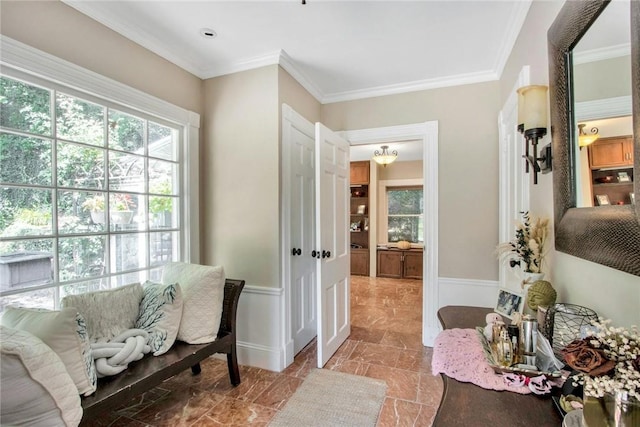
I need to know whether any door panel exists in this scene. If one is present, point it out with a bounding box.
[286,112,317,355]
[315,123,350,368]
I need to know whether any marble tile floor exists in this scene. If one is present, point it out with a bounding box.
[82,276,442,427]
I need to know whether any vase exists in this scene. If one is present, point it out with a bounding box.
[110,211,133,225]
[583,392,640,427]
[521,271,544,288]
[90,210,105,224]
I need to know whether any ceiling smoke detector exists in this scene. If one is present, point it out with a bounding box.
[199,28,217,39]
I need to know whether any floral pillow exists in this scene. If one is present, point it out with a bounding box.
[135,281,183,356]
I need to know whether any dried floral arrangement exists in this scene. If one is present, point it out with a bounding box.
[562,319,640,400]
[496,211,549,274]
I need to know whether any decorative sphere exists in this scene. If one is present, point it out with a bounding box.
[527,280,557,310]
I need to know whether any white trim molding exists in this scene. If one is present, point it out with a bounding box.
[573,43,631,65]
[342,122,439,347]
[235,285,287,372]
[575,96,633,122]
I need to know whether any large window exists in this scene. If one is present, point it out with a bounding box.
[387,186,423,243]
[0,75,181,311]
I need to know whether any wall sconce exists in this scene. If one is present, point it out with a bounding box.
[373,145,397,167]
[517,85,552,184]
[578,123,599,148]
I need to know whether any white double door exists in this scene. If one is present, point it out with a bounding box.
[283,105,350,368]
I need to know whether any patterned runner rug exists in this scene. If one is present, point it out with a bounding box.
[269,369,387,426]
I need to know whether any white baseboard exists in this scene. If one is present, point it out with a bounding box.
[237,341,283,372]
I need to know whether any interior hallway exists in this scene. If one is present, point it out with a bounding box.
[84,276,442,426]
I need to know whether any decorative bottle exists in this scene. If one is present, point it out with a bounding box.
[497,330,513,367]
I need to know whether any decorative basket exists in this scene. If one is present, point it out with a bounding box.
[397,241,411,249]
[544,303,598,357]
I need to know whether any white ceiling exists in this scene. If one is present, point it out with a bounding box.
[63,0,532,104]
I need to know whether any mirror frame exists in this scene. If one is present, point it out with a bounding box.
[549,0,640,276]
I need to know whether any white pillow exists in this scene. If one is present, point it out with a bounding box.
[135,281,183,356]
[0,325,82,427]
[162,262,225,344]
[1,306,97,396]
[61,282,144,341]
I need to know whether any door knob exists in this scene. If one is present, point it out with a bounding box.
[291,248,301,256]
[322,250,331,259]
[311,250,318,258]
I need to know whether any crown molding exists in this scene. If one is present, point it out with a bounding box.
[575,95,632,121]
[63,0,208,78]
[321,70,498,104]
[62,0,517,104]
[493,0,532,78]
[573,43,631,65]
[277,50,325,104]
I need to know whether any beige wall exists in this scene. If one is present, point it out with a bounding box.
[202,66,280,287]
[321,82,502,280]
[574,56,632,102]
[378,160,423,181]
[0,1,203,114]
[278,67,322,125]
[501,1,640,328]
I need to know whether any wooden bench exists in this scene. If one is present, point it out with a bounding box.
[80,278,245,422]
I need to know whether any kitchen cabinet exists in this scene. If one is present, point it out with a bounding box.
[588,136,635,206]
[350,248,369,276]
[376,248,423,279]
[588,135,633,169]
[350,161,370,185]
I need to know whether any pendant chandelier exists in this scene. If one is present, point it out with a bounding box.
[373,145,398,167]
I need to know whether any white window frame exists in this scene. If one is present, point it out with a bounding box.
[378,178,424,247]
[1,36,200,262]
[0,36,200,303]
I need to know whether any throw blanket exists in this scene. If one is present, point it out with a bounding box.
[431,328,560,394]
[91,329,151,378]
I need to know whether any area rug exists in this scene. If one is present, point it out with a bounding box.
[269,369,387,426]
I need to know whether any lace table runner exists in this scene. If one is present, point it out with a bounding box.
[431,328,533,394]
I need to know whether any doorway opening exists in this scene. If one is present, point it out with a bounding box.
[282,111,439,369]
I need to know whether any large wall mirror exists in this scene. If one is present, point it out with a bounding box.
[548,0,640,276]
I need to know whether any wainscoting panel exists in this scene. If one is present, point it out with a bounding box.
[438,277,499,311]
[234,285,286,372]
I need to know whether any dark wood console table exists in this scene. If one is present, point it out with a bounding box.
[434,306,563,426]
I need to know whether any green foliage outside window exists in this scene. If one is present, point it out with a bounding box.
[0,75,180,305]
[387,187,424,243]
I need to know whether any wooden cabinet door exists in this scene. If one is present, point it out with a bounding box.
[350,249,369,276]
[403,251,423,279]
[377,250,403,278]
[589,136,633,168]
[350,161,370,185]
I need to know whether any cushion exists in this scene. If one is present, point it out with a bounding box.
[1,306,97,396]
[0,325,82,427]
[162,262,225,344]
[135,281,183,356]
[61,282,144,341]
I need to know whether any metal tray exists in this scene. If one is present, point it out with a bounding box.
[475,328,562,378]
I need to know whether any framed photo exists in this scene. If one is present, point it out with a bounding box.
[495,288,524,319]
[356,204,366,214]
[617,171,631,182]
[595,194,610,206]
